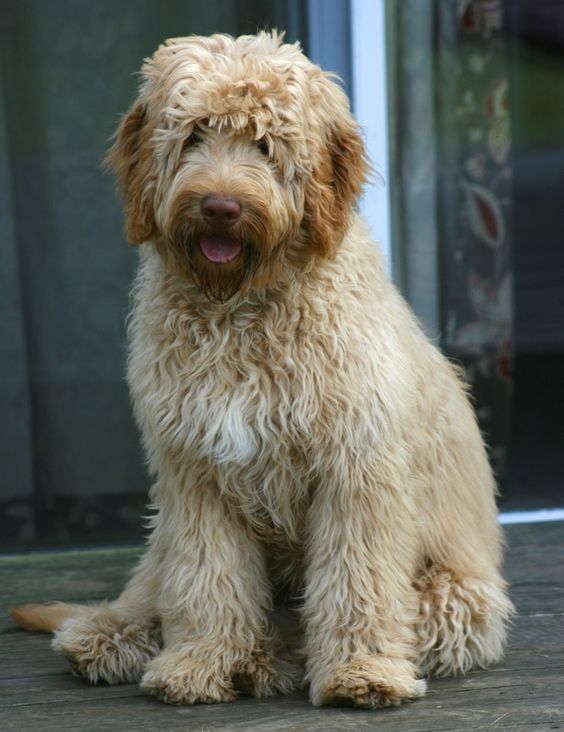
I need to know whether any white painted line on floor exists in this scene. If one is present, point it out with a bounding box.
[498,508,564,525]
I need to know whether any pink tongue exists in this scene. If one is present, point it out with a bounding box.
[200,235,242,263]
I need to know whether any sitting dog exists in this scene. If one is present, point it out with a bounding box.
[11,31,513,709]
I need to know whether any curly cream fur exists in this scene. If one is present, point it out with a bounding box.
[11,31,513,709]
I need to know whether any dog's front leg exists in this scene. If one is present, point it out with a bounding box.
[140,478,295,704]
[303,453,427,708]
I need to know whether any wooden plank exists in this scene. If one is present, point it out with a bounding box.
[0,547,139,633]
[1,656,561,704]
[509,612,564,647]
[1,683,563,732]
[0,632,68,678]
[0,522,563,731]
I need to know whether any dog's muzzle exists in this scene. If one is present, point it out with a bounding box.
[199,196,243,263]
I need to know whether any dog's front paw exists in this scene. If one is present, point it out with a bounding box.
[141,643,298,704]
[141,647,237,704]
[310,655,426,709]
[53,609,160,684]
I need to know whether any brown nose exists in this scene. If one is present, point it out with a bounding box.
[201,196,241,228]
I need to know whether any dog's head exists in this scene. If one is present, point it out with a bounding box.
[106,32,369,301]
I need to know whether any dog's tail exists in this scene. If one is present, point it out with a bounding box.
[10,603,90,632]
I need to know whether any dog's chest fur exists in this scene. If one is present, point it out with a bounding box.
[128,259,325,544]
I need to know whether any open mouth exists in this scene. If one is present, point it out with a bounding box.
[199,235,242,263]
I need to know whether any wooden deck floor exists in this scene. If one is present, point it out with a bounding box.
[1,522,563,731]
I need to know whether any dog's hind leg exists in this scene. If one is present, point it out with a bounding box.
[11,543,163,684]
[52,602,160,684]
[57,542,166,683]
[11,600,161,684]
[412,487,514,677]
[413,565,514,677]
[410,377,514,677]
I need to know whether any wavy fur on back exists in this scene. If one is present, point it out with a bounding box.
[11,32,513,709]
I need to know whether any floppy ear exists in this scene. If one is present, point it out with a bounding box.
[105,103,157,244]
[303,115,369,258]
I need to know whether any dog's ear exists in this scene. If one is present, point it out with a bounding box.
[105,103,157,244]
[303,114,369,258]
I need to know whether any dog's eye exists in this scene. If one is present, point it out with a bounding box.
[257,139,270,157]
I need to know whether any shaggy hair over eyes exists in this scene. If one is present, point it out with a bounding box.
[11,31,513,710]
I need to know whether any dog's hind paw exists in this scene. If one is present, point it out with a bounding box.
[414,567,514,676]
[310,655,426,709]
[52,606,160,684]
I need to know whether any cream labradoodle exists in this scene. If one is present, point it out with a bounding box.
[11,32,513,708]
